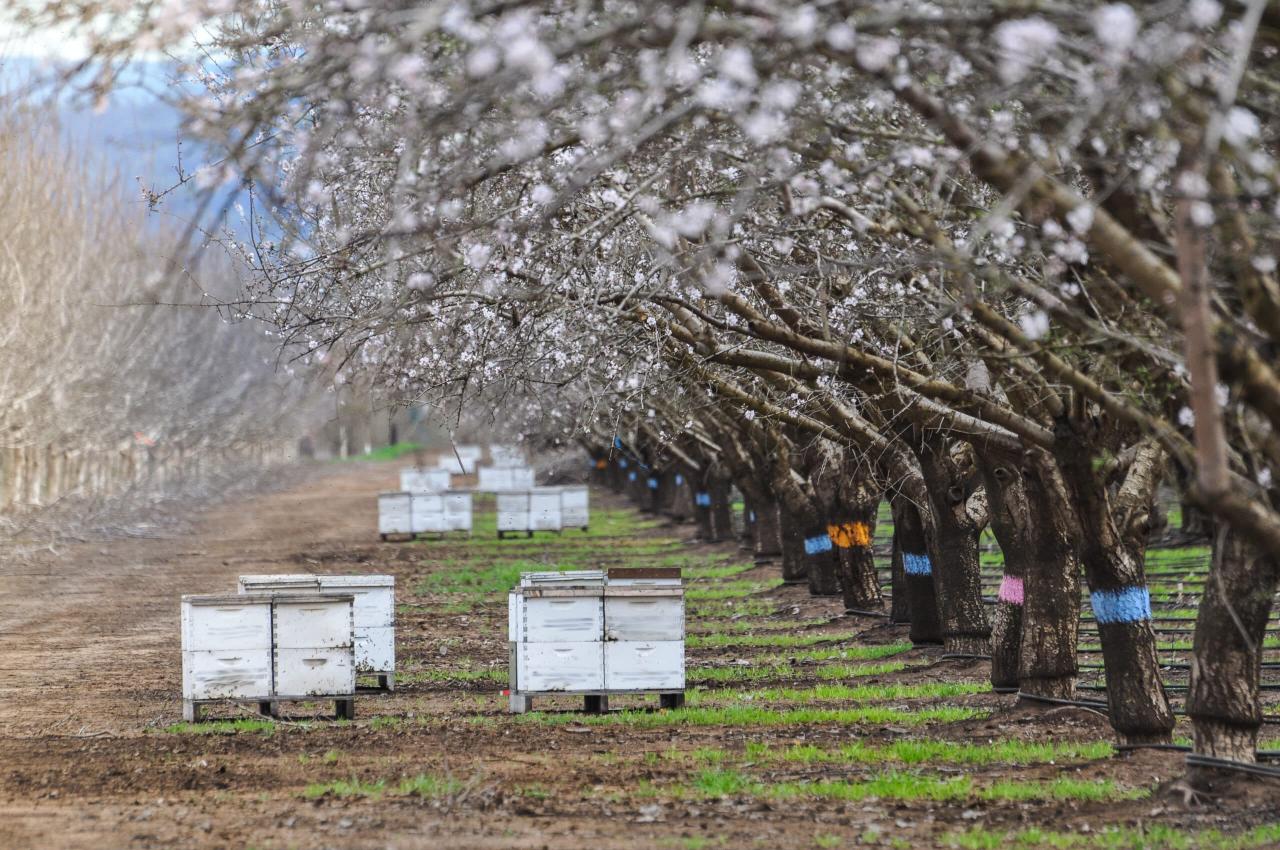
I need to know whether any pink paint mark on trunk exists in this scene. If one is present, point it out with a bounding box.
[997,575,1025,605]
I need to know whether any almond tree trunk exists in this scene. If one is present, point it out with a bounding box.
[891,491,941,644]
[709,475,734,541]
[977,449,1080,698]
[1187,527,1280,767]
[752,495,782,562]
[913,436,991,656]
[831,478,883,612]
[1057,437,1174,744]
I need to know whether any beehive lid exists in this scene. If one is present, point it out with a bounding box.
[520,570,605,587]
[267,592,355,605]
[239,573,320,590]
[183,592,273,606]
[607,568,681,580]
[315,574,395,588]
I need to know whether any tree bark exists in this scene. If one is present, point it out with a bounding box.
[1187,526,1280,768]
[1057,435,1175,744]
[830,481,883,612]
[889,517,911,624]
[709,475,734,542]
[913,435,992,656]
[1017,454,1082,701]
[977,448,1080,698]
[753,495,782,562]
[779,512,809,584]
[891,491,942,644]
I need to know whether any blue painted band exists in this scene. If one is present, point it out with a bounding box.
[804,535,833,555]
[1091,586,1151,625]
[903,553,932,576]
[619,458,628,468]
[695,492,711,506]
[647,477,659,490]
[628,471,637,481]
[613,436,623,449]
[675,474,684,485]
[748,511,756,522]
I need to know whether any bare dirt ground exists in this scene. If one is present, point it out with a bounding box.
[0,461,1277,850]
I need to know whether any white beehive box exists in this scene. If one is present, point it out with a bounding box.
[237,575,396,687]
[603,574,684,691]
[444,490,473,534]
[378,492,413,537]
[510,572,607,693]
[182,594,273,703]
[497,490,531,537]
[508,569,684,710]
[529,487,563,532]
[479,466,535,491]
[604,641,684,690]
[182,592,358,721]
[411,492,448,536]
[560,485,589,530]
[272,594,356,698]
[400,468,451,492]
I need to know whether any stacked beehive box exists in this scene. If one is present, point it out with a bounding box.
[507,568,684,713]
[559,485,590,531]
[400,468,451,492]
[443,491,473,536]
[181,592,356,722]
[478,466,535,491]
[238,574,396,690]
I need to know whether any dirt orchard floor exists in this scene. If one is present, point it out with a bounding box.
[0,460,1276,850]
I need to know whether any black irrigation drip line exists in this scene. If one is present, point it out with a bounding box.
[1185,753,1280,780]
[1078,683,1280,692]
[1079,661,1280,670]
[939,652,993,661]
[1016,691,1110,710]
[844,608,890,618]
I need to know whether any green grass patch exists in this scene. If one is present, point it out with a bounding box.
[678,770,1141,804]
[399,667,507,685]
[302,773,462,800]
[941,823,1280,850]
[688,681,990,706]
[687,660,909,685]
[511,704,985,729]
[749,738,1114,767]
[686,631,884,650]
[158,718,278,736]
[688,599,776,619]
[684,579,784,602]
[339,442,424,462]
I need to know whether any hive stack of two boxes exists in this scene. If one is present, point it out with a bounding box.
[496,485,590,539]
[378,467,473,541]
[507,568,684,713]
[180,575,395,722]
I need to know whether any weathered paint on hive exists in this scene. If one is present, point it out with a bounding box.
[378,492,413,535]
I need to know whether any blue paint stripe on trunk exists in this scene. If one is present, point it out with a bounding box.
[1091,586,1152,624]
[628,471,637,481]
[619,458,628,468]
[675,474,684,485]
[647,477,659,490]
[695,492,711,506]
[903,553,932,576]
[804,535,833,555]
